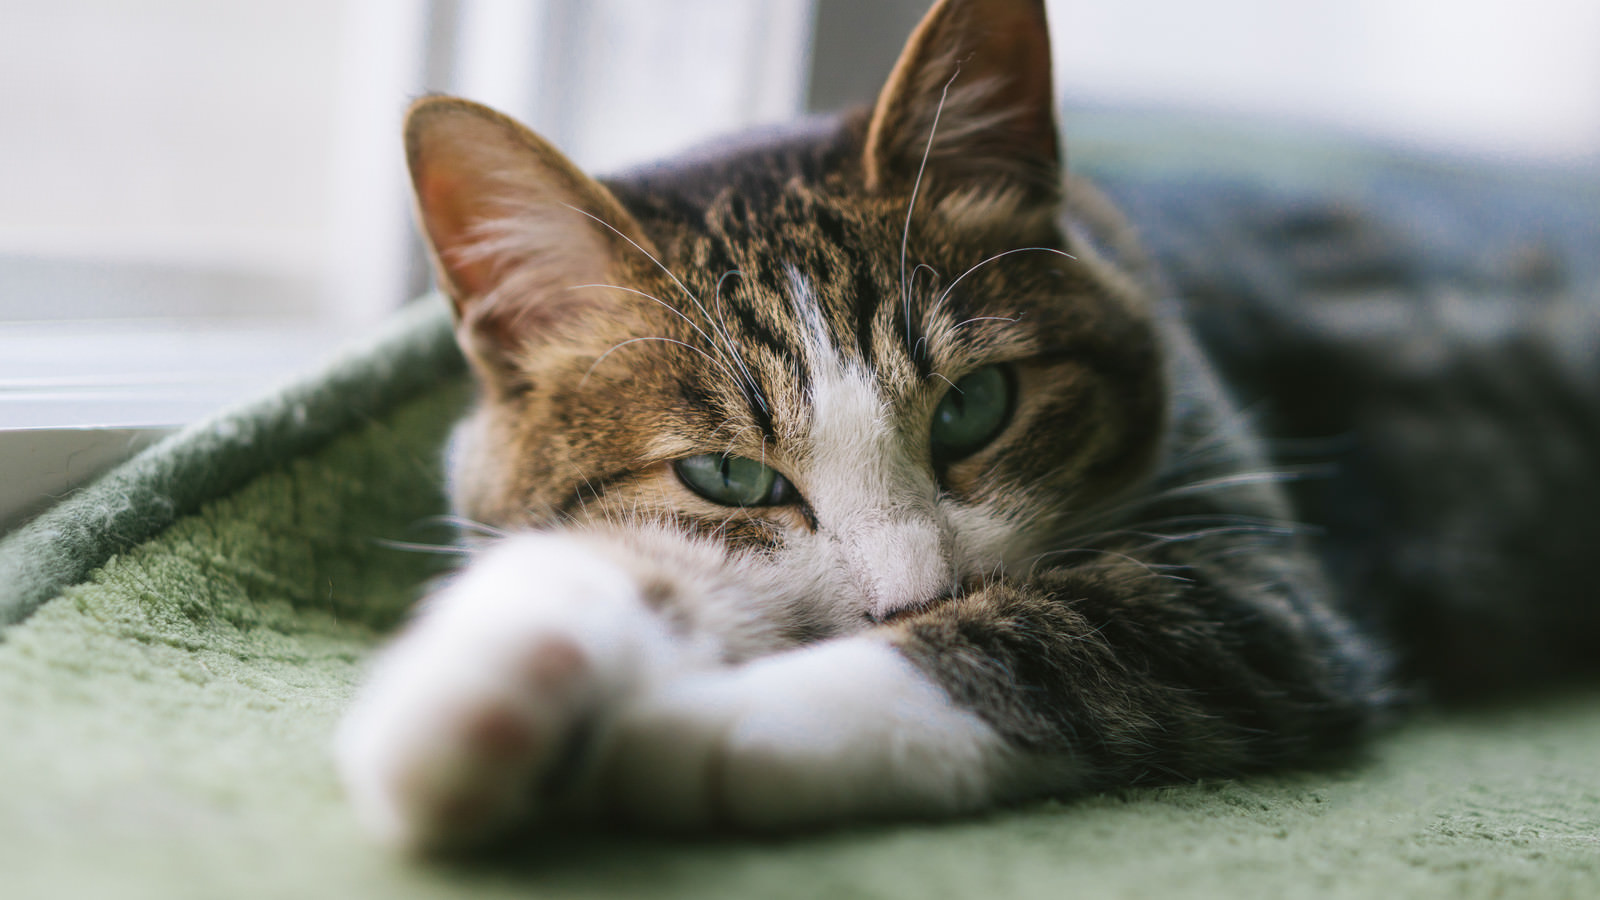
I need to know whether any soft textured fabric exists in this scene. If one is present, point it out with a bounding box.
[0,299,467,630]
[2,118,1597,899]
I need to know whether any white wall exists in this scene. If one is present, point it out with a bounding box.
[0,0,1594,330]
[0,0,427,326]
[1050,0,1600,163]
[1,0,1596,530]
[445,0,815,175]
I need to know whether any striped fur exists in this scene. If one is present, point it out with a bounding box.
[338,0,1392,851]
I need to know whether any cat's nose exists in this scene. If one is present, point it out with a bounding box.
[853,520,955,622]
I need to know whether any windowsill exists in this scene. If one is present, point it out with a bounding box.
[0,317,350,429]
[0,426,175,535]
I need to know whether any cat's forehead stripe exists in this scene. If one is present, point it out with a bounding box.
[785,264,834,374]
[789,267,898,497]
[783,263,880,394]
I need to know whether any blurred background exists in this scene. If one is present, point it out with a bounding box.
[2,0,1598,527]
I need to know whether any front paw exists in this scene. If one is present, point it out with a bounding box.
[597,637,1009,830]
[334,533,673,852]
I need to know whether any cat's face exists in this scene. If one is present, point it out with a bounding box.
[410,0,1166,639]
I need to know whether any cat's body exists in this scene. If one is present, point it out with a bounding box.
[336,0,1598,851]
[1142,189,1600,697]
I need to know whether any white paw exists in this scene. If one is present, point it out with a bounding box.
[598,637,1010,829]
[335,533,675,852]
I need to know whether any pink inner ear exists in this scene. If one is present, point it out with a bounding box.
[403,97,666,381]
[416,165,503,302]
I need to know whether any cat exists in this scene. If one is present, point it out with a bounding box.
[336,0,1598,852]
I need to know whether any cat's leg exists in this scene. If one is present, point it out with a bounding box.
[593,552,1384,828]
[337,527,1020,842]
[882,559,1385,790]
[594,632,1022,829]
[336,529,1014,843]
[340,535,1384,841]
[335,531,699,852]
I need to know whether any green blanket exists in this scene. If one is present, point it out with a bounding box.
[4,120,1598,899]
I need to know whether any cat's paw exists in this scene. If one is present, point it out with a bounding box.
[335,533,674,852]
[597,637,1010,829]
[336,633,592,851]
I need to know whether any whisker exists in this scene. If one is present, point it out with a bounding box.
[413,514,507,539]
[1067,467,1336,535]
[372,538,476,557]
[1149,466,1338,504]
[942,314,1022,343]
[953,315,1020,329]
[580,336,741,390]
[560,203,700,310]
[1024,546,1193,584]
[910,262,940,299]
[1052,515,1309,556]
[564,463,605,524]
[933,246,1076,315]
[903,65,965,348]
[1019,514,1312,582]
[565,282,722,352]
[710,269,767,413]
[564,282,754,395]
[559,204,768,415]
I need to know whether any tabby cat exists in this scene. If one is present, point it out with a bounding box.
[336,0,1598,851]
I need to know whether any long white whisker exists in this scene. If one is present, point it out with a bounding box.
[1062,469,1330,539]
[934,246,1076,313]
[1152,467,1337,504]
[1024,547,1191,584]
[565,283,727,362]
[558,203,767,412]
[710,269,767,413]
[560,203,700,309]
[416,514,507,539]
[707,420,764,455]
[372,539,475,557]
[948,315,1020,336]
[564,463,605,523]
[903,65,964,348]
[566,282,756,406]
[580,336,738,389]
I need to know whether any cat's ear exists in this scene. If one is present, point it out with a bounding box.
[405,96,655,382]
[863,0,1059,202]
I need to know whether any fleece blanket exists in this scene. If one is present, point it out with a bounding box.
[3,116,1598,899]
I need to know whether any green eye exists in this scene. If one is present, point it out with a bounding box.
[675,454,795,507]
[930,365,1013,462]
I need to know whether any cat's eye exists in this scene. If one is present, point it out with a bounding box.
[930,365,1014,463]
[675,454,797,507]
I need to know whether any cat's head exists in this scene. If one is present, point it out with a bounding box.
[407,0,1166,629]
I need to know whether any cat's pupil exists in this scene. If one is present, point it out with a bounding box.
[930,366,1013,463]
[675,453,793,507]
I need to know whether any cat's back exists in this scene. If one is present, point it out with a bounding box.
[1105,164,1600,697]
